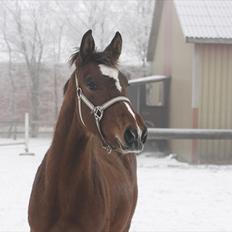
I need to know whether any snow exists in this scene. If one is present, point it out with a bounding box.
[1,139,232,232]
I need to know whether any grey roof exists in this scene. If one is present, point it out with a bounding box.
[175,0,232,42]
[147,0,232,61]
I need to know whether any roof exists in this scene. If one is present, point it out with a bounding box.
[175,0,232,43]
[147,0,232,61]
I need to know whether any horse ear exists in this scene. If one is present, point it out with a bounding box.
[104,32,122,63]
[80,30,95,61]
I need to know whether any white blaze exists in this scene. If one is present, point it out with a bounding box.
[124,102,142,137]
[124,102,136,120]
[98,64,122,91]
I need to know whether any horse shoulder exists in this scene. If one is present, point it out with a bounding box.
[28,151,59,231]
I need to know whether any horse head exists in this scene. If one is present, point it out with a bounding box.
[69,30,147,154]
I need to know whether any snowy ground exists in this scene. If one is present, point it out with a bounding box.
[0,138,232,232]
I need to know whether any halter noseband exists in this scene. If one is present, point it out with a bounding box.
[75,72,131,153]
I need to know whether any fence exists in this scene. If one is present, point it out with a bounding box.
[0,113,32,155]
[148,128,232,140]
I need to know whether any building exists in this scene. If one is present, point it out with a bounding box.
[147,0,232,163]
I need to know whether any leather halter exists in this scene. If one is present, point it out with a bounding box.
[75,72,131,153]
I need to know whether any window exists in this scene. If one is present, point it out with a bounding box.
[145,82,164,106]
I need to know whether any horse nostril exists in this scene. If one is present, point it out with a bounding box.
[141,127,148,144]
[124,127,138,147]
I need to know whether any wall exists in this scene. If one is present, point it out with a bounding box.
[151,0,194,162]
[197,44,232,163]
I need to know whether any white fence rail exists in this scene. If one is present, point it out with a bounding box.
[148,128,232,140]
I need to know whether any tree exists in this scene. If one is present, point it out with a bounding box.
[121,0,154,70]
[1,10,17,138]
[52,23,64,119]
[1,1,52,136]
[0,0,155,135]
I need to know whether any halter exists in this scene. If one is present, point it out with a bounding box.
[75,72,131,153]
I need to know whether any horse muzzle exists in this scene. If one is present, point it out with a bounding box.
[121,126,147,154]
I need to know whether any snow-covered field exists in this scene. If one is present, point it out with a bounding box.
[0,138,232,232]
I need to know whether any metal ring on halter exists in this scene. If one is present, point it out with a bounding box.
[92,106,104,121]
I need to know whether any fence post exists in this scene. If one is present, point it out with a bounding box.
[25,112,29,152]
[19,112,34,156]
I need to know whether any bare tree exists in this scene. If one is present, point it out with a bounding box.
[52,23,64,119]
[2,1,49,136]
[55,0,120,50]
[1,11,17,139]
[121,0,154,70]
[0,0,155,136]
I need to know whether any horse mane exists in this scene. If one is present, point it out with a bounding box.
[63,79,70,95]
[69,48,118,68]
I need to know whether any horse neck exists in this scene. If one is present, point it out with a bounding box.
[48,76,96,175]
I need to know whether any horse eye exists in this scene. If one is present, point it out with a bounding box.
[86,79,97,91]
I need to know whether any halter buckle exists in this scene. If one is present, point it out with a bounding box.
[93,106,103,121]
[76,87,82,97]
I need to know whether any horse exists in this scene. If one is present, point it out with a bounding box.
[28,30,147,232]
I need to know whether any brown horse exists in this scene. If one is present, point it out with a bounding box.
[28,30,147,232]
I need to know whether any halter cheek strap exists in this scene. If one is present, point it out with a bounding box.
[75,73,131,153]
